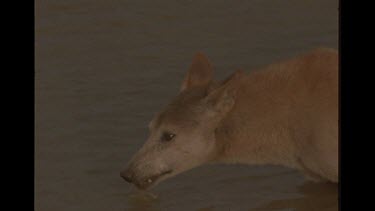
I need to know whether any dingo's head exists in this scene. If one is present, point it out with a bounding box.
[121,53,243,189]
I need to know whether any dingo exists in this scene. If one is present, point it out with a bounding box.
[121,48,338,189]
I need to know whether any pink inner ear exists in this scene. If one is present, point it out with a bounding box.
[180,52,213,92]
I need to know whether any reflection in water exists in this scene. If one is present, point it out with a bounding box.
[254,182,338,211]
[126,189,161,211]
[122,167,337,211]
[196,206,216,211]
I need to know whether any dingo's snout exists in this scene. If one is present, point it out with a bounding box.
[121,164,173,189]
[120,168,134,183]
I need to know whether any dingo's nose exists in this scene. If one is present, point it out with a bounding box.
[120,169,133,183]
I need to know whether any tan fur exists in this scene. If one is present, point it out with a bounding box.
[214,48,338,182]
[121,48,338,189]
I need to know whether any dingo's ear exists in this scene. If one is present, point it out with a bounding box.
[180,52,213,92]
[205,69,244,114]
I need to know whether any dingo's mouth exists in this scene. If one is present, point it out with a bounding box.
[135,170,173,190]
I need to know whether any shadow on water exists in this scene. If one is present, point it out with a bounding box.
[253,182,338,211]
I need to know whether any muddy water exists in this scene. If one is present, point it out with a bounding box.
[35,0,338,210]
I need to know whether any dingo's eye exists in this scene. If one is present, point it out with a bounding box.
[161,132,176,142]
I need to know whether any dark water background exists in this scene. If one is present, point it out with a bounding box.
[35,0,338,210]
